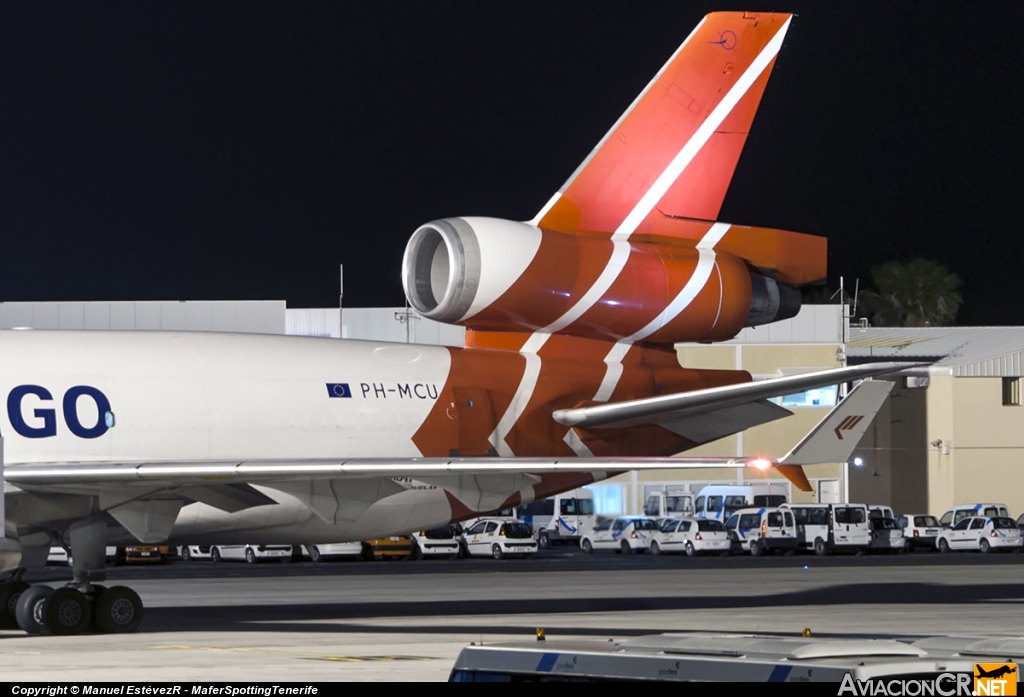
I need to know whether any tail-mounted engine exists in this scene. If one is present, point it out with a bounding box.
[403,216,822,345]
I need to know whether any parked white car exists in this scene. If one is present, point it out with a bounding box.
[302,542,363,562]
[937,517,1023,553]
[895,514,943,551]
[411,526,460,559]
[179,545,214,561]
[724,508,798,556]
[460,518,537,559]
[210,544,294,563]
[580,517,659,554]
[650,518,730,557]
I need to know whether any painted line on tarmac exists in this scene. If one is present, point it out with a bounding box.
[149,645,434,661]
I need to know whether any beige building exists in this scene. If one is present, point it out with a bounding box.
[597,305,851,515]
[847,326,1024,519]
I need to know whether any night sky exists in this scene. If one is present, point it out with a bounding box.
[2,2,1022,325]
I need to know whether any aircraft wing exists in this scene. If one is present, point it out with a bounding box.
[552,361,908,430]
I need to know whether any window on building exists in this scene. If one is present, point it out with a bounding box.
[1002,377,1020,406]
[771,385,838,407]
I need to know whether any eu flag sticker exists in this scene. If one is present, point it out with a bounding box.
[326,383,352,398]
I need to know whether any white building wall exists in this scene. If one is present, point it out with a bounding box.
[0,301,286,334]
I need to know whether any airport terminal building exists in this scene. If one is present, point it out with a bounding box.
[1,301,1020,519]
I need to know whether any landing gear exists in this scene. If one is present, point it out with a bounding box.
[0,577,31,629]
[15,584,53,634]
[92,586,144,634]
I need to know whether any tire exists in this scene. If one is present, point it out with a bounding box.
[491,544,504,561]
[0,581,30,630]
[685,542,696,557]
[749,540,762,557]
[980,538,991,554]
[94,586,144,634]
[211,547,221,563]
[650,541,661,556]
[814,538,828,557]
[181,546,192,562]
[245,548,256,564]
[938,538,951,554]
[45,587,92,636]
[582,539,593,555]
[15,585,54,634]
[538,531,551,550]
[310,546,322,563]
[620,540,633,555]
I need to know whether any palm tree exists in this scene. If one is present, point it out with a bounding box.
[860,259,962,327]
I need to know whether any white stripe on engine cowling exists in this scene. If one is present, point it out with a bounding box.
[592,222,731,403]
[491,19,790,456]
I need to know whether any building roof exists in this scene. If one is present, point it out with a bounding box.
[848,326,1024,377]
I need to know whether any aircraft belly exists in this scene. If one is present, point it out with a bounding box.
[169,482,455,544]
[0,331,452,463]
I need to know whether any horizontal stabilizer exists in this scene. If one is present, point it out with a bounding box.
[553,362,909,430]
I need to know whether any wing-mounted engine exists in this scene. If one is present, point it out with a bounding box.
[402,216,823,344]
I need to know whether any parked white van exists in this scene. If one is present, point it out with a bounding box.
[782,503,872,555]
[938,504,1011,529]
[516,489,595,549]
[724,507,798,556]
[695,486,752,523]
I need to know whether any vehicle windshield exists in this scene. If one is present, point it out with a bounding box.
[631,519,659,531]
[914,516,941,528]
[991,518,1018,530]
[501,522,533,539]
[696,520,724,532]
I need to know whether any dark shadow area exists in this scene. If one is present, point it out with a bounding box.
[138,582,1023,633]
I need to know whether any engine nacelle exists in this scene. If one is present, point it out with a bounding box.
[402,217,801,344]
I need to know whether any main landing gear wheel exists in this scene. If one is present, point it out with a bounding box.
[93,586,144,634]
[15,585,54,634]
[45,587,92,636]
[0,580,31,629]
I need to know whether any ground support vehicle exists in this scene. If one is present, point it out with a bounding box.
[869,517,904,553]
[516,489,595,549]
[581,517,659,555]
[411,526,460,559]
[937,517,1023,553]
[725,508,798,556]
[210,544,293,563]
[460,518,537,559]
[449,633,1024,682]
[649,518,729,556]
[938,504,1011,528]
[895,514,942,551]
[782,503,871,555]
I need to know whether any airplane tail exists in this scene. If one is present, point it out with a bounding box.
[774,380,895,492]
[536,12,793,233]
